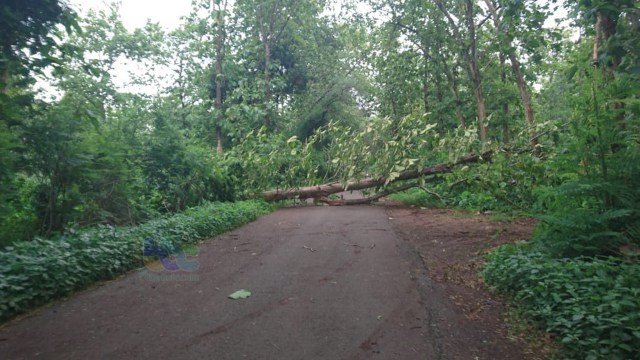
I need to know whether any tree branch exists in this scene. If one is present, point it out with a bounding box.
[261,151,492,202]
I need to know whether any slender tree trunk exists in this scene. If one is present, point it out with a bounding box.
[214,1,227,154]
[434,0,485,139]
[593,15,602,67]
[433,16,466,129]
[0,64,9,95]
[422,74,430,115]
[509,54,539,148]
[593,12,625,131]
[498,53,510,144]
[469,60,488,141]
[263,40,271,129]
[420,44,430,115]
[258,0,284,130]
[435,76,444,133]
[440,57,467,128]
[465,0,487,142]
[483,0,538,149]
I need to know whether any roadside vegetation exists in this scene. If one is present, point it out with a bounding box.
[1,0,638,357]
[0,200,273,322]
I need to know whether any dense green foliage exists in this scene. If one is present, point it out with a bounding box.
[0,200,273,322]
[484,244,640,359]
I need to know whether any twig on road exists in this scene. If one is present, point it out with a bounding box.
[343,242,363,248]
[303,245,316,252]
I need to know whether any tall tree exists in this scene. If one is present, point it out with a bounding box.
[235,0,297,129]
[483,0,541,149]
[0,0,77,94]
[434,0,488,141]
[213,0,229,154]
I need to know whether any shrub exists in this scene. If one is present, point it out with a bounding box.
[0,200,273,322]
[483,244,640,359]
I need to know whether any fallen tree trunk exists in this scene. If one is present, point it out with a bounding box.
[261,151,492,203]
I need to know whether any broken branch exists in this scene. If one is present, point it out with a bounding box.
[261,151,492,203]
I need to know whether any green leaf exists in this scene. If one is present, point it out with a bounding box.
[228,289,251,300]
[566,65,578,81]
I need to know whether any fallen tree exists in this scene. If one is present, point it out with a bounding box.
[261,151,492,205]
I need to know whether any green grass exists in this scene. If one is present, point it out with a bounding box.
[388,187,444,207]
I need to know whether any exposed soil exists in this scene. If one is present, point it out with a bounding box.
[386,204,538,359]
[0,197,536,360]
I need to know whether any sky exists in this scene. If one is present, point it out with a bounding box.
[37,0,194,97]
[55,0,568,96]
[69,0,192,31]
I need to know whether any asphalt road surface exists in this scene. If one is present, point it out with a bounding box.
[0,201,444,360]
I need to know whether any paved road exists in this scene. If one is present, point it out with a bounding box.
[0,204,438,359]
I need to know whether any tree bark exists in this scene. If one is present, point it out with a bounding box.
[261,151,492,202]
[509,53,539,148]
[483,0,538,149]
[440,56,467,128]
[469,63,488,141]
[435,0,487,141]
[464,0,487,142]
[315,182,423,206]
[258,0,287,130]
[257,2,271,129]
[214,0,227,154]
[0,63,9,95]
[499,53,510,144]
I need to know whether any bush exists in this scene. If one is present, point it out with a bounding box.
[533,177,640,258]
[388,187,444,208]
[483,244,640,359]
[0,200,273,322]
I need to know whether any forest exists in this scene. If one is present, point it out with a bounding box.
[1,0,639,358]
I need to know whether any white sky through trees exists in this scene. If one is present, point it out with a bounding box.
[69,0,191,31]
[48,0,566,97]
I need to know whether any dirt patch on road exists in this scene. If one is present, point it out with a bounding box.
[387,204,538,360]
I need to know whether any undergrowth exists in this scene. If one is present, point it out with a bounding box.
[0,200,274,323]
[483,243,640,360]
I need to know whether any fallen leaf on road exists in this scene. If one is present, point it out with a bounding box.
[229,289,252,300]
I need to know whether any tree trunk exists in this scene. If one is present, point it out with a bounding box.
[261,151,492,202]
[422,74,430,115]
[464,0,487,142]
[593,12,625,131]
[435,0,486,140]
[0,63,9,95]
[499,53,510,144]
[264,40,271,129]
[509,53,539,148]
[214,1,227,154]
[440,57,467,128]
[258,0,284,130]
[435,76,444,133]
[216,125,223,154]
[483,0,538,149]
[501,90,510,146]
[469,62,488,142]
[421,45,430,115]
